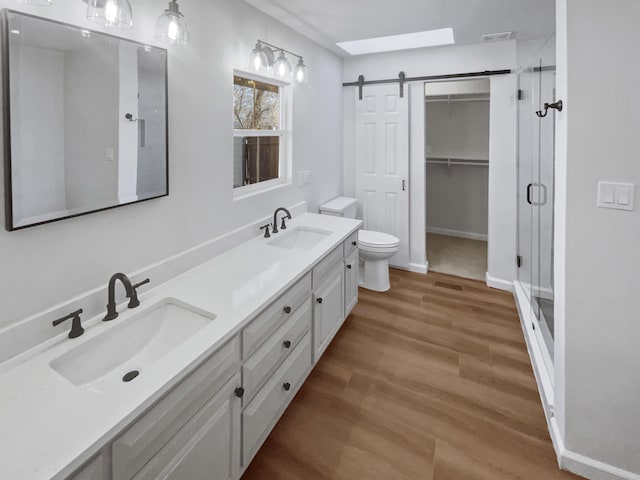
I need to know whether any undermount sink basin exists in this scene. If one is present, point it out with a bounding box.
[267,226,331,252]
[49,298,216,386]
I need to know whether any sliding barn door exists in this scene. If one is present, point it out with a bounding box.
[355,84,410,268]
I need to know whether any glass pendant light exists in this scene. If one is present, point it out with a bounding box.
[155,0,189,45]
[274,50,291,81]
[87,0,133,28]
[248,42,268,72]
[295,57,309,83]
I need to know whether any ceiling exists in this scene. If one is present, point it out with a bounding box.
[243,0,555,56]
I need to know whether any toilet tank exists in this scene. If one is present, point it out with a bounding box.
[319,197,357,218]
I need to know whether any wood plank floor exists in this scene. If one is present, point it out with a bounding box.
[242,269,583,480]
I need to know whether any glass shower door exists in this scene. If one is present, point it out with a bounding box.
[531,36,556,359]
[517,34,556,367]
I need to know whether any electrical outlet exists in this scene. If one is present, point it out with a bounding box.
[105,148,114,161]
[304,170,311,184]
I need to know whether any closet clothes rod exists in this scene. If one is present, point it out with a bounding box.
[343,69,512,99]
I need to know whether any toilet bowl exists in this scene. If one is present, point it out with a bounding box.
[318,197,399,292]
[357,230,400,292]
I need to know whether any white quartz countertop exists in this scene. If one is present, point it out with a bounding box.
[0,213,361,480]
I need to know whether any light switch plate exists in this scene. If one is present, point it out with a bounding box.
[597,182,635,211]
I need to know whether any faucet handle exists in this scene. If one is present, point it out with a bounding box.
[128,278,150,309]
[260,224,271,238]
[280,217,288,230]
[52,309,84,339]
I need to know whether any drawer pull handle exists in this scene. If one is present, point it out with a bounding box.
[283,382,291,391]
[283,306,292,314]
[234,387,245,398]
[283,340,292,349]
[316,297,323,304]
[351,241,357,246]
[346,264,352,269]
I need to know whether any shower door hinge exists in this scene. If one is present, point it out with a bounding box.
[517,89,524,100]
[516,255,523,268]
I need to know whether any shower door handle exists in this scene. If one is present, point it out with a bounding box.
[527,183,547,206]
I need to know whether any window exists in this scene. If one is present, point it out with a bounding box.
[233,72,289,194]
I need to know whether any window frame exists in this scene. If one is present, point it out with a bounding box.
[232,69,292,199]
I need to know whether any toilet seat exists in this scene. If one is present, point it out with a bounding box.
[358,230,400,249]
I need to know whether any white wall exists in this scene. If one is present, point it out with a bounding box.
[555,0,640,476]
[0,0,343,330]
[343,41,517,283]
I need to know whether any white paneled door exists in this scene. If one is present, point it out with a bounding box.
[355,84,410,267]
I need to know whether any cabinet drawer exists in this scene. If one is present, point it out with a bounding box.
[312,246,342,289]
[113,337,241,480]
[132,374,241,480]
[243,298,311,403]
[242,272,311,359]
[242,332,312,466]
[343,231,358,257]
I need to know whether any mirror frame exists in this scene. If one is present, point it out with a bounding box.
[1,10,170,231]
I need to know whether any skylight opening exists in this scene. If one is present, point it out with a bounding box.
[336,28,455,56]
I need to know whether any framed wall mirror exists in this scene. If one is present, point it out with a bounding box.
[2,10,168,231]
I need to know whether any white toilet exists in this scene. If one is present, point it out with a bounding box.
[319,197,399,292]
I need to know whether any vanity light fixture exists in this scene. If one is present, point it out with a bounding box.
[86,0,133,28]
[155,0,189,45]
[248,39,309,84]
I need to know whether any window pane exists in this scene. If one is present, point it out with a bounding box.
[233,76,280,130]
[233,136,280,187]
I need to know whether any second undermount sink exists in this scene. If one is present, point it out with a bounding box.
[267,226,331,252]
[49,298,216,386]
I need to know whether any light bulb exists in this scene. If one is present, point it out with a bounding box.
[105,0,117,24]
[168,19,178,41]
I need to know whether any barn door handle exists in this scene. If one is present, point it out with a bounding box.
[402,179,406,191]
[526,183,533,205]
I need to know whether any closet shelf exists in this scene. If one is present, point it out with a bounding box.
[426,154,489,167]
[425,94,490,103]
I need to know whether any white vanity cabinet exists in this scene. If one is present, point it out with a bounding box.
[63,228,360,480]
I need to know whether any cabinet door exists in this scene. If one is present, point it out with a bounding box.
[67,454,108,480]
[344,250,358,317]
[132,374,241,480]
[313,265,344,360]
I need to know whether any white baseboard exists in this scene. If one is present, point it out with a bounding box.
[485,272,513,291]
[426,226,488,241]
[408,262,428,274]
[551,418,640,480]
[0,202,310,365]
[561,449,640,480]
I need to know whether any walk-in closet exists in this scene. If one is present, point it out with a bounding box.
[425,79,490,280]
